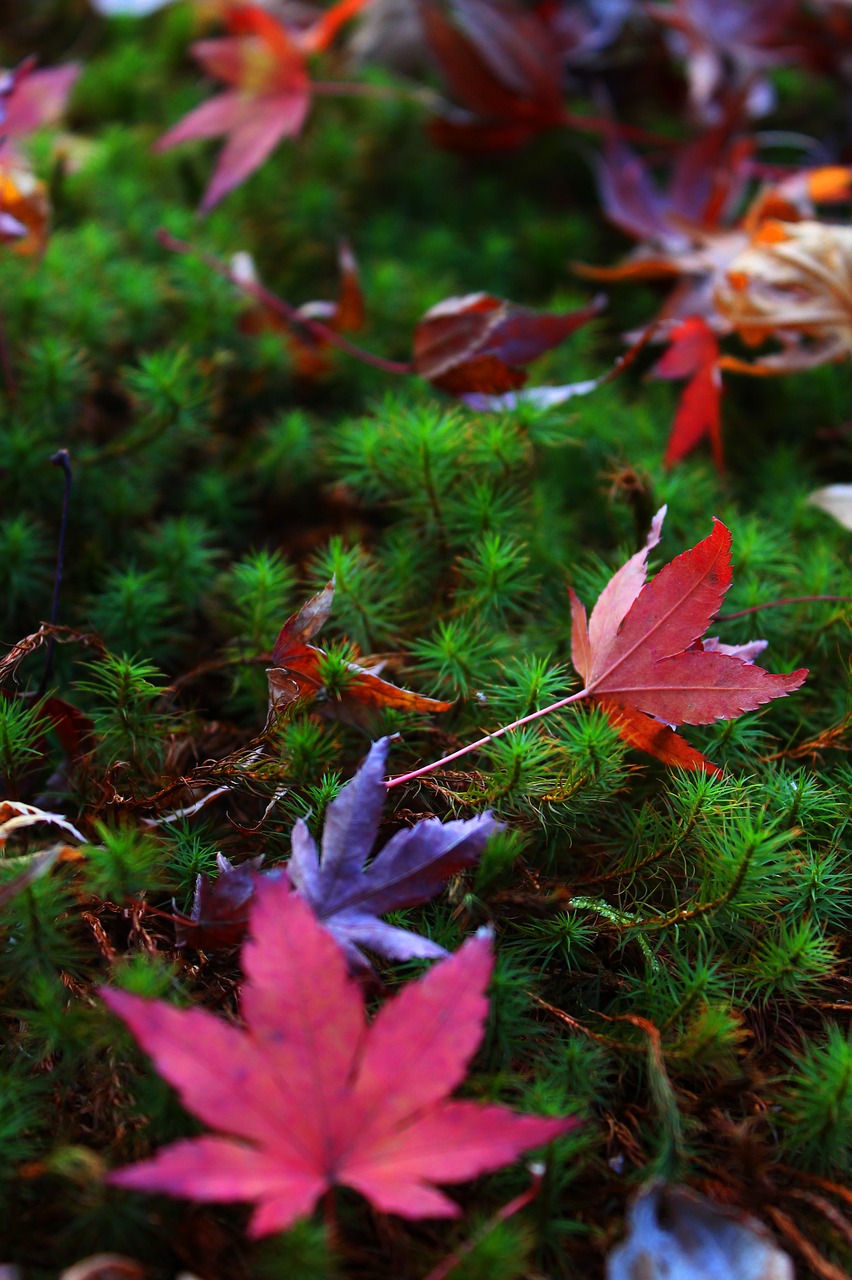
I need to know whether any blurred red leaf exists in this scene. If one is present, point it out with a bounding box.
[413,291,606,394]
[103,881,576,1234]
[0,61,81,157]
[236,241,364,379]
[154,1,367,209]
[652,316,723,468]
[422,0,565,150]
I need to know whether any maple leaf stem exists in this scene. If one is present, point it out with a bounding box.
[156,230,415,377]
[311,80,441,111]
[420,1169,544,1280]
[384,687,591,788]
[557,110,672,148]
[716,595,852,621]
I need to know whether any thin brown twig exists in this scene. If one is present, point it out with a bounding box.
[157,229,414,377]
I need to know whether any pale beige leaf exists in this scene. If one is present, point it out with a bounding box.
[607,1182,794,1280]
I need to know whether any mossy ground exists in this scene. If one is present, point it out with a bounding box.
[1,6,851,1278]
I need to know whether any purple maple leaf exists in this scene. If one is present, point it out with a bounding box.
[286,737,501,968]
[175,853,265,950]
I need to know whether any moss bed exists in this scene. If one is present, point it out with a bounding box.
[1,5,851,1277]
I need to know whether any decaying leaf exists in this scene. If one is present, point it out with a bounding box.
[103,880,575,1234]
[715,219,852,374]
[286,737,500,967]
[579,162,852,465]
[607,1181,794,1280]
[233,241,364,378]
[174,853,265,949]
[58,1256,146,1280]
[0,162,48,254]
[0,802,86,911]
[0,58,80,253]
[569,508,807,772]
[268,579,452,725]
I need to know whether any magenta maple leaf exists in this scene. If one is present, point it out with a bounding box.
[287,737,501,968]
[0,59,81,163]
[102,880,575,1235]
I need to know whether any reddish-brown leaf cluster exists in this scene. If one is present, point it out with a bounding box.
[268,579,453,726]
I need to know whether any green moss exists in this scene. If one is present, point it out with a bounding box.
[1,5,851,1275]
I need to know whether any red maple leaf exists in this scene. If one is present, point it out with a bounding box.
[102,879,575,1234]
[386,511,808,791]
[651,316,723,469]
[154,0,367,210]
[0,58,81,162]
[569,508,807,773]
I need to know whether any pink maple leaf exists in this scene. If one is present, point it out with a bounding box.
[0,59,81,163]
[102,878,575,1236]
[154,1,366,210]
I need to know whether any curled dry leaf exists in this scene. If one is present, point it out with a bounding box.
[58,1257,146,1280]
[0,802,86,911]
[579,161,852,466]
[569,507,807,773]
[268,579,452,726]
[103,881,575,1235]
[715,219,852,374]
[607,1181,794,1280]
[0,164,48,254]
[0,800,85,846]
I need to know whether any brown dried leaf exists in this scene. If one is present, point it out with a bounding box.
[715,219,852,372]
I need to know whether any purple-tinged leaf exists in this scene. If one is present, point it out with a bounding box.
[286,738,502,968]
[175,853,265,950]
